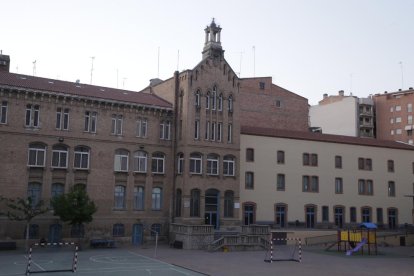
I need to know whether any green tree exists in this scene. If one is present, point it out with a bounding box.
[0,196,49,250]
[51,187,97,245]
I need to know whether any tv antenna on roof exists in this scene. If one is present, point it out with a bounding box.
[90,56,95,84]
[32,60,36,76]
[399,61,404,90]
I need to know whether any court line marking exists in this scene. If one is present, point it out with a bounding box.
[24,255,46,272]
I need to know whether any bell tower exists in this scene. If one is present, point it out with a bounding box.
[202,18,224,60]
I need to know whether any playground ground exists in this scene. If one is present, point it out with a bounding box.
[0,244,413,276]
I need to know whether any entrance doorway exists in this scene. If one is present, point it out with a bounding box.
[306,206,316,228]
[205,189,219,229]
[132,224,143,246]
[243,204,255,225]
[334,207,344,228]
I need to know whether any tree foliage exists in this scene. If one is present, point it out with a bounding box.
[51,187,97,226]
[0,196,49,223]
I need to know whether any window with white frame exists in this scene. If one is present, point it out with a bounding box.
[228,95,233,113]
[211,87,217,110]
[408,103,413,112]
[396,117,402,123]
[114,149,129,172]
[227,123,233,143]
[152,187,162,210]
[84,111,97,133]
[177,153,184,174]
[195,90,201,108]
[1,100,8,124]
[395,105,401,111]
[207,154,219,175]
[396,129,402,134]
[190,153,202,174]
[56,108,69,130]
[205,121,210,140]
[223,155,235,176]
[25,104,40,128]
[388,181,396,197]
[408,115,413,125]
[28,143,46,167]
[114,185,126,209]
[111,114,123,135]
[74,146,90,169]
[217,122,222,142]
[28,182,42,207]
[218,94,223,111]
[194,120,200,139]
[133,186,145,210]
[151,152,165,174]
[160,120,171,140]
[211,122,216,141]
[133,150,147,173]
[136,118,147,138]
[51,145,68,168]
[205,92,210,109]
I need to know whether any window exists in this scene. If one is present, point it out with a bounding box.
[217,122,222,142]
[277,151,285,164]
[275,204,287,228]
[51,183,64,199]
[377,208,383,224]
[114,185,126,209]
[387,160,394,172]
[390,106,394,112]
[218,94,223,111]
[358,158,372,170]
[305,205,316,228]
[396,129,402,134]
[195,90,201,107]
[51,145,68,168]
[189,153,202,174]
[408,115,413,125]
[388,181,396,197]
[388,208,398,229]
[159,120,171,140]
[175,189,182,217]
[133,186,145,210]
[111,114,123,135]
[396,117,402,123]
[74,146,90,169]
[246,148,254,162]
[205,121,210,140]
[84,111,97,133]
[311,154,318,166]
[335,178,343,194]
[205,92,210,109]
[395,105,401,111]
[206,154,219,175]
[190,189,200,217]
[56,108,69,130]
[0,101,7,124]
[361,207,372,223]
[25,104,40,127]
[194,120,200,139]
[210,122,216,141]
[335,155,342,169]
[244,203,255,225]
[151,224,162,237]
[358,179,373,195]
[211,87,217,110]
[303,176,319,192]
[136,118,147,138]
[152,187,162,210]
[151,152,165,174]
[350,207,357,223]
[224,191,234,217]
[133,151,147,173]
[245,172,254,189]
[334,206,344,228]
[28,143,46,167]
[28,182,42,207]
[303,153,310,166]
[228,95,233,113]
[114,149,129,172]
[223,155,235,176]
[277,174,285,191]
[390,118,394,124]
[113,223,125,237]
[177,153,184,174]
[408,103,412,113]
[275,100,282,108]
[259,82,265,89]
[227,123,233,143]
[322,206,329,222]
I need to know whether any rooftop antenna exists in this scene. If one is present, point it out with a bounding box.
[177,50,180,72]
[399,61,404,90]
[32,60,36,76]
[252,46,256,77]
[16,65,19,73]
[123,77,127,89]
[350,73,353,94]
[157,47,160,78]
[116,69,119,88]
[90,57,95,84]
[237,51,243,77]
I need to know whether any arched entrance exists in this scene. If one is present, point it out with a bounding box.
[205,189,220,229]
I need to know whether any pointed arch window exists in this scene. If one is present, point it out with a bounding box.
[195,90,201,108]
[228,95,233,113]
[205,92,210,109]
[211,87,217,110]
[218,94,223,111]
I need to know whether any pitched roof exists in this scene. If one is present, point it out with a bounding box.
[0,72,172,109]
[241,126,414,151]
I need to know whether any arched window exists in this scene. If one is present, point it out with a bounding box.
[218,94,223,111]
[190,153,202,174]
[113,223,125,237]
[175,189,182,217]
[195,90,201,107]
[223,155,235,176]
[207,154,219,175]
[114,185,126,209]
[228,95,233,113]
[133,150,147,173]
[211,87,217,110]
[177,153,184,174]
[51,183,64,199]
[224,191,234,217]
[205,92,210,109]
[114,149,129,172]
[28,182,42,207]
[151,152,165,174]
[190,189,200,217]
[74,146,90,169]
[133,186,145,210]
[28,143,46,167]
[51,144,68,168]
[152,187,162,210]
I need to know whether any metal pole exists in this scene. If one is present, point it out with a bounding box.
[154,232,158,258]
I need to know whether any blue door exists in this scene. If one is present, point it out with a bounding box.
[48,224,62,243]
[132,224,143,246]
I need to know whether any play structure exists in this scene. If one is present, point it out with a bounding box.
[336,223,377,255]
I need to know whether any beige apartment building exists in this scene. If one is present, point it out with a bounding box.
[241,126,414,229]
[374,88,414,144]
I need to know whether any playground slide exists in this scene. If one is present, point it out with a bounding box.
[346,238,367,256]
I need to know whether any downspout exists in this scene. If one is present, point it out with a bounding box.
[171,71,180,224]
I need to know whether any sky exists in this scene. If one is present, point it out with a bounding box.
[2,0,413,105]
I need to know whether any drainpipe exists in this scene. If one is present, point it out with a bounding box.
[171,71,180,224]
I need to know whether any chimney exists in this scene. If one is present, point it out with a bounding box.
[338,90,344,96]
[0,51,10,72]
[323,93,328,99]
